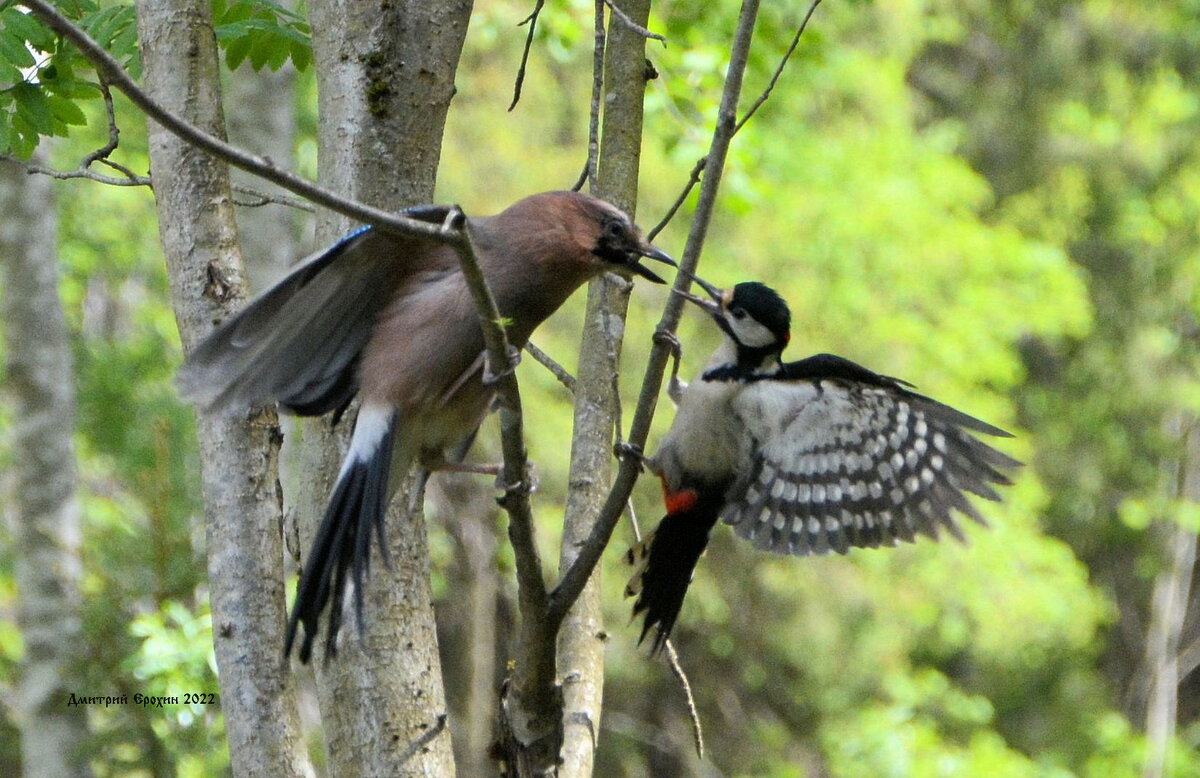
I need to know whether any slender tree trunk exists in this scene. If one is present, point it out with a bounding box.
[430,473,502,777]
[225,61,300,289]
[558,2,654,775]
[133,3,310,775]
[0,158,92,778]
[1142,418,1199,778]
[281,0,471,773]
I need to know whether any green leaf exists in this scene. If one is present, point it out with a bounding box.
[47,93,86,126]
[41,76,101,100]
[8,108,36,157]
[223,34,251,71]
[0,109,11,153]
[0,29,35,70]
[11,82,51,134]
[0,55,21,85]
[2,7,55,51]
[288,38,310,71]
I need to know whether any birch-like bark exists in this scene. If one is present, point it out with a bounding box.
[1142,419,1199,778]
[280,1,471,774]
[0,158,92,778]
[226,62,299,288]
[558,2,654,775]
[133,2,309,775]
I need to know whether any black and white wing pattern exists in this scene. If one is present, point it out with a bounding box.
[722,366,1020,556]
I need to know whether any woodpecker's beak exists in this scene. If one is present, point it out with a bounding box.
[627,245,676,284]
[672,269,724,315]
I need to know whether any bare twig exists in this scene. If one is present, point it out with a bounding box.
[0,153,150,186]
[649,0,823,240]
[0,78,154,187]
[443,207,561,774]
[602,0,666,44]
[20,0,452,243]
[508,0,546,111]
[550,0,765,625]
[441,207,544,618]
[231,184,318,212]
[524,341,576,393]
[574,0,606,193]
[734,0,823,133]
[647,157,705,241]
[664,642,705,759]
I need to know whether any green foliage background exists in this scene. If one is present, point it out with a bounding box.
[1,0,1198,775]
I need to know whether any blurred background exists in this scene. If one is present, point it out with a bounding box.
[1,0,1198,774]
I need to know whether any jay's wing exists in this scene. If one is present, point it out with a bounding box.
[721,355,1020,556]
[178,207,455,415]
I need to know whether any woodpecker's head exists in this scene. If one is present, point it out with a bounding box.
[678,277,792,368]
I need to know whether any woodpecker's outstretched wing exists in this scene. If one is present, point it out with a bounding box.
[722,356,1020,556]
[178,206,455,416]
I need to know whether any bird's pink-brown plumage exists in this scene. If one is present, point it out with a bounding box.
[178,190,673,662]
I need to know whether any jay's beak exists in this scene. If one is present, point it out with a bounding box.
[627,245,676,284]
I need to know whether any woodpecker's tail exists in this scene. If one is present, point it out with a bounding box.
[285,403,397,663]
[625,493,722,654]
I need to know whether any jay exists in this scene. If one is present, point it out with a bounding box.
[179,190,674,662]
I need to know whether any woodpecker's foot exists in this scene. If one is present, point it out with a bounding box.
[615,441,661,476]
[653,329,687,404]
[483,344,522,386]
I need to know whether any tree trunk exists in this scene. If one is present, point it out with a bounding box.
[0,157,92,778]
[133,2,310,775]
[282,0,471,774]
[1141,418,1199,778]
[557,3,654,775]
[225,61,301,289]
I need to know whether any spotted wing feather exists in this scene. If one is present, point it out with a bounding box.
[724,377,1019,557]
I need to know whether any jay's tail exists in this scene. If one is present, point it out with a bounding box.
[285,403,397,663]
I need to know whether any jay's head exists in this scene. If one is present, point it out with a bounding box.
[678,277,792,358]
[501,191,675,283]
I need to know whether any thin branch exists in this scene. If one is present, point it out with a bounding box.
[549,0,766,624]
[231,184,318,212]
[21,0,451,242]
[601,0,666,44]
[0,77,154,187]
[0,153,150,186]
[649,0,822,240]
[647,157,705,241]
[80,78,122,168]
[664,642,705,759]
[575,0,606,193]
[524,341,576,394]
[508,0,546,112]
[734,0,823,133]
[441,207,546,621]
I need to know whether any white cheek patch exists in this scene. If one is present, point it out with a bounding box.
[729,316,776,348]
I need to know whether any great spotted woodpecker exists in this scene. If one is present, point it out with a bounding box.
[626,279,1020,651]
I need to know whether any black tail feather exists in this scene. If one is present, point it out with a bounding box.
[628,498,722,654]
[284,415,397,663]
